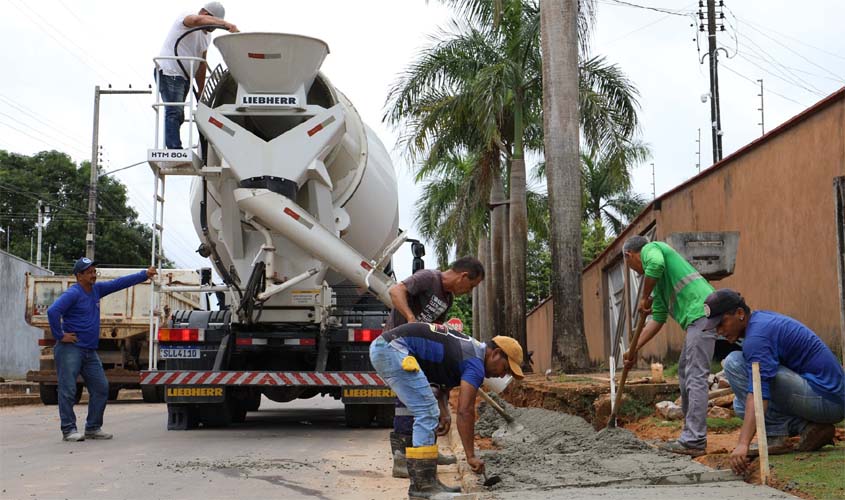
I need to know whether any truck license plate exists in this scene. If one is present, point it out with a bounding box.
[159,347,200,359]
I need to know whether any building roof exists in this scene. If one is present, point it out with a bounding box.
[582,86,845,273]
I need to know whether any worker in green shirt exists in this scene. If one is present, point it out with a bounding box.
[622,235,715,457]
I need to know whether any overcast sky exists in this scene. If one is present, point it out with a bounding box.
[1,0,843,277]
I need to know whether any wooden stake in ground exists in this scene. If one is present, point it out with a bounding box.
[751,362,770,484]
[606,312,647,428]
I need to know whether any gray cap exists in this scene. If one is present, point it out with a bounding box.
[202,2,225,19]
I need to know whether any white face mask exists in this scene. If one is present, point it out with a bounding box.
[483,375,513,394]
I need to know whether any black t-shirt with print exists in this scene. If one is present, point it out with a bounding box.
[385,269,453,330]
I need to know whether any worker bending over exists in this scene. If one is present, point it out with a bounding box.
[701,289,845,474]
[370,323,523,499]
[385,257,485,478]
[622,235,715,456]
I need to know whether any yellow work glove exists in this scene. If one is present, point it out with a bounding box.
[402,355,420,372]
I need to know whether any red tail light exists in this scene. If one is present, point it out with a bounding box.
[283,338,316,346]
[236,338,268,346]
[350,328,382,343]
[38,338,56,346]
[158,328,204,342]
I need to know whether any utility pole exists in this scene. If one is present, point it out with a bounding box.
[702,0,724,163]
[651,163,656,200]
[696,128,702,173]
[86,85,153,260]
[47,245,53,271]
[757,78,765,135]
[5,225,9,252]
[36,200,45,267]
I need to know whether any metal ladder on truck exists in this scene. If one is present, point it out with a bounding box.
[146,55,229,375]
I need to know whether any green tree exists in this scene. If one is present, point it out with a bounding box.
[581,142,649,236]
[0,150,167,273]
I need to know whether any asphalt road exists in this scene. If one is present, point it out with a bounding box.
[0,395,431,500]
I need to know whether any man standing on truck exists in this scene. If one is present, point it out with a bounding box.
[47,258,156,442]
[385,257,485,478]
[157,2,238,149]
[370,323,523,498]
[622,235,715,457]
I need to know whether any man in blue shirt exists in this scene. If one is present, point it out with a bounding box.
[370,323,523,498]
[701,289,845,474]
[47,257,156,442]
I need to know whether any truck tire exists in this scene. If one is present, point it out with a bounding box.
[373,404,394,428]
[245,391,261,412]
[167,404,199,430]
[200,403,233,427]
[39,384,58,405]
[141,385,164,403]
[344,404,372,428]
[108,386,121,401]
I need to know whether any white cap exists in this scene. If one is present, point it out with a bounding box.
[202,2,225,19]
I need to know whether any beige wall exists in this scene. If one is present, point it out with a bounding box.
[526,300,553,374]
[530,90,845,366]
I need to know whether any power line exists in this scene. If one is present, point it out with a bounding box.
[0,110,88,156]
[0,94,88,146]
[720,64,807,107]
[739,18,845,83]
[600,0,692,17]
[0,119,87,158]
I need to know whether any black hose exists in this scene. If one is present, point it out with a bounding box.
[173,24,227,98]
[200,178,242,299]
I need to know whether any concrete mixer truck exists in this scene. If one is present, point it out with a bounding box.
[140,32,425,430]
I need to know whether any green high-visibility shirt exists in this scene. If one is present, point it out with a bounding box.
[641,241,714,329]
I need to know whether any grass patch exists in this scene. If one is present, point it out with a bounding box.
[706,417,743,432]
[645,416,682,430]
[664,363,678,378]
[770,442,845,500]
[620,397,654,421]
[660,361,723,379]
[556,375,599,384]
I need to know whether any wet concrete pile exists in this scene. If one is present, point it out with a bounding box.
[476,394,711,490]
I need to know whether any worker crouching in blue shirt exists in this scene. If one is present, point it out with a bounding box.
[701,289,845,474]
[47,257,156,442]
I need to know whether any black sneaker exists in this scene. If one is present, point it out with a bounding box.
[797,423,835,452]
[655,439,706,457]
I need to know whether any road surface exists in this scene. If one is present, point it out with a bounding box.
[0,395,449,500]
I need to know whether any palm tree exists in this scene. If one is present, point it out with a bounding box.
[386,0,643,367]
[581,142,649,235]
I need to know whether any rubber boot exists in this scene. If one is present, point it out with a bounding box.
[391,432,411,478]
[394,433,456,471]
[406,446,461,499]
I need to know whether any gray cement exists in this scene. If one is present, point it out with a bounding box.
[0,251,50,378]
[475,395,721,492]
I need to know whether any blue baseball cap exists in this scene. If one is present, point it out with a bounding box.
[72,257,98,275]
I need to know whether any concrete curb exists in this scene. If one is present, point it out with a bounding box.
[446,419,485,495]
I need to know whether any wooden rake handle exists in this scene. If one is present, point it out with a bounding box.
[607,312,648,427]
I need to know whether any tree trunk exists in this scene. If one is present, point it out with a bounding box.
[490,172,507,338]
[472,285,480,340]
[503,203,512,333]
[509,96,529,369]
[541,0,590,372]
[478,234,494,343]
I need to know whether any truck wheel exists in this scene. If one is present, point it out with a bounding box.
[230,401,248,424]
[108,386,121,401]
[39,384,58,405]
[200,403,233,427]
[167,404,199,430]
[373,404,394,428]
[141,385,164,403]
[245,391,261,412]
[344,404,372,428]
